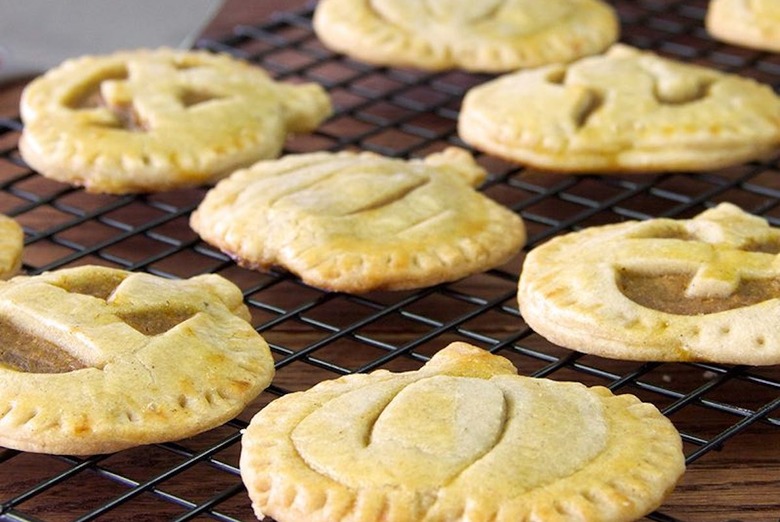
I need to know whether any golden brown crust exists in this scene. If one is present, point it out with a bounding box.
[240,342,685,522]
[313,0,619,72]
[0,265,274,455]
[19,48,332,194]
[707,0,780,52]
[459,44,780,173]
[190,148,526,293]
[518,202,780,364]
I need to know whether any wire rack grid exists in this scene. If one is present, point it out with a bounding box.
[0,0,779,520]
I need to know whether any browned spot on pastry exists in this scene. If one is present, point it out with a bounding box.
[116,308,196,336]
[0,316,87,373]
[618,270,780,314]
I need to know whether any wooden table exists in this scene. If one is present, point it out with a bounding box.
[0,1,779,520]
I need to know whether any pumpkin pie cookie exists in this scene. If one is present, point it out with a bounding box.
[0,265,274,455]
[0,214,23,280]
[190,148,526,293]
[459,44,780,173]
[19,48,332,194]
[518,203,780,364]
[707,0,780,52]
[240,342,685,522]
[313,0,619,72]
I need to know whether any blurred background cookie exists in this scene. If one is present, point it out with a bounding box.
[706,0,780,52]
[313,0,619,72]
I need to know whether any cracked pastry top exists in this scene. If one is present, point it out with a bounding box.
[459,44,780,173]
[18,48,332,194]
[190,147,527,294]
[518,203,780,364]
[240,342,685,522]
[0,265,274,455]
[707,0,780,52]
[312,0,619,72]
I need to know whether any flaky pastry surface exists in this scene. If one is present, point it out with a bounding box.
[19,48,332,194]
[459,44,780,173]
[190,148,526,293]
[240,342,684,522]
[0,265,274,455]
[313,0,618,72]
[518,203,780,364]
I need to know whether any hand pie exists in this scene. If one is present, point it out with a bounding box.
[518,203,780,364]
[19,48,332,194]
[313,0,619,72]
[0,214,23,280]
[240,342,685,522]
[459,44,780,173]
[707,0,780,52]
[190,148,526,293]
[0,265,274,455]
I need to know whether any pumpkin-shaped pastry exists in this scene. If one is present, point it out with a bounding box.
[240,342,685,522]
[0,265,274,454]
[313,0,618,72]
[519,203,780,364]
[19,48,332,194]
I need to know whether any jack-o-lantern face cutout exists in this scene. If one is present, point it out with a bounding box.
[0,265,274,455]
[240,343,684,522]
[19,49,332,194]
[518,203,780,364]
[459,44,780,173]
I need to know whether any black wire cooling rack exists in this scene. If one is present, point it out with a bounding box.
[1,0,780,520]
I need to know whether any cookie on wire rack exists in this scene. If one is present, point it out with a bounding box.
[190,147,527,294]
[240,342,685,522]
[518,203,780,364]
[313,0,619,72]
[19,48,332,194]
[0,265,275,455]
[459,44,780,173]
